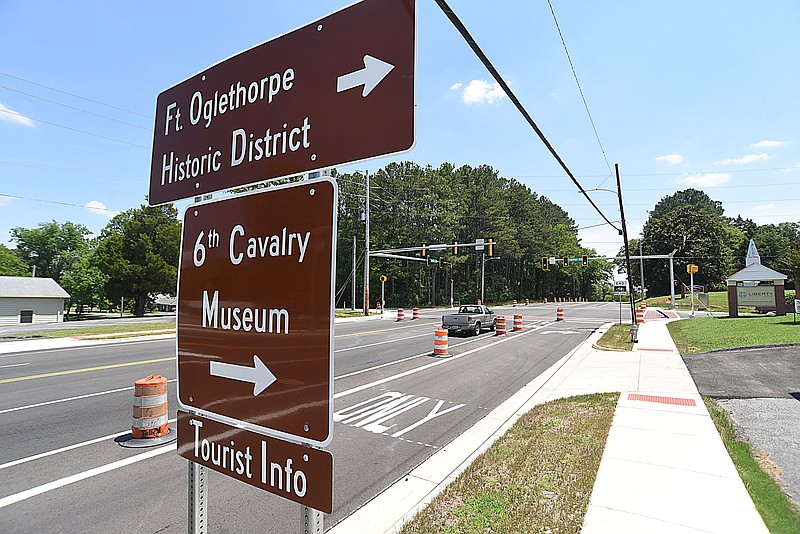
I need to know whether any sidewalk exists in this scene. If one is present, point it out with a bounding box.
[331,313,767,533]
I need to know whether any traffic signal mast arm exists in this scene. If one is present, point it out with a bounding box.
[369,241,490,255]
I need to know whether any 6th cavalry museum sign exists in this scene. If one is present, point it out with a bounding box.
[148,0,415,205]
[176,180,337,447]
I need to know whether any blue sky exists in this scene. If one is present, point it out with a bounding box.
[1,1,798,257]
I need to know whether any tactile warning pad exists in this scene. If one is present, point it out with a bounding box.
[628,393,696,407]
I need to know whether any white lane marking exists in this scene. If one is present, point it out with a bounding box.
[334,332,491,380]
[335,332,431,353]
[0,362,29,369]
[0,379,177,415]
[334,322,550,400]
[0,418,178,471]
[0,444,176,509]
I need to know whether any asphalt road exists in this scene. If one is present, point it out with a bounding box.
[0,302,623,533]
[683,345,800,505]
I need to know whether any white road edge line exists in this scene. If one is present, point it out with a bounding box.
[0,443,176,509]
[334,332,431,353]
[0,418,178,471]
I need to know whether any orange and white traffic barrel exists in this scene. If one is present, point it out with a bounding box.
[397,308,405,321]
[525,298,529,306]
[636,307,645,324]
[412,307,420,320]
[556,307,565,321]
[433,328,449,356]
[641,300,647,309]
[512,299,518,307]
[495,316,507,335]
[513,314,523,331]
[117,374,175,448]
[543,297,547,304]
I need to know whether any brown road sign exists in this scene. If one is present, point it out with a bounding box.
[177,411,333,513]
[177,178,336,447]
[149,0,415,205]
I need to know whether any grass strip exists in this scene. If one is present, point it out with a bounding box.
[703,397,800,532]
[2,321,176,339]
[594,323,634,351]
[401,393,618,534]
[667,315,800,354]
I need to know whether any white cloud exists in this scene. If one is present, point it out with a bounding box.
[459,79,505,105]
[449,82,463,91]
[753,203,775,211]
[0,103,34,127]
[713,153,773,165]
[655,154,684,165]
[676,172,731,187]
[751,140,788,149]
[85,200,117,217]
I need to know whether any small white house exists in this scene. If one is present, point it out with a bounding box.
[0,276,70,326]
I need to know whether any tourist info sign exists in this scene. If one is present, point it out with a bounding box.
[177,411,333,512]
[176,178,337,447]
[148,0,415,205]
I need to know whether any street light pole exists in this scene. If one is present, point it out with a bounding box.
[480,253,485,304]
[363,171,370,317]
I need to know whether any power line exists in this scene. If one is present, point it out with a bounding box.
[0,193,122,214]
[0,159,139,184]
[433,0,621,234]
[0,109,148,149]
[546,0,613,182]
[0,84,150,130]
[0,71,151,118]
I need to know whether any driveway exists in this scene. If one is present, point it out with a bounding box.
[683,345,800,505]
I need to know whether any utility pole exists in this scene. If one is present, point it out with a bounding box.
[639,241,645,303]
[616,164,638,331]
[363,171,370,316]
[480,253,485,304]
[351,235,356,310]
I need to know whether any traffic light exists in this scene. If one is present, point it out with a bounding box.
[541,257,549,271]
[582,255,588,266]
[453,241,458,255]
[421,243,427,257]
[488,239,494,256]
[563,257,569,267]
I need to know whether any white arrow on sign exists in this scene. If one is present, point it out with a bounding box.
[210,354,277,396]
[336,55,395,97]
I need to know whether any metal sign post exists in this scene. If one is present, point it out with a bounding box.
[188,462,208,534]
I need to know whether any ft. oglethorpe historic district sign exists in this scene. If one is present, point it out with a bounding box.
[148,0,415,205]
[176,179,337,447]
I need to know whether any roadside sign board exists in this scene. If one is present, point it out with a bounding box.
[148,0,415,205]
[795,299,800,314]
[177,411,333,513]
[177,178,336,447]
[613,281,627,296]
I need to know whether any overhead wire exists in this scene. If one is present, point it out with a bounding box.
[433,0,621,234]
[546,0,614,183]
[0,71,151,118]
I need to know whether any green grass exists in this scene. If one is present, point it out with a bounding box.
[1,321,176,339]
[667,315,800,354]
[401,393,618,534]
[704,397,800,532]
[595,323,635,351]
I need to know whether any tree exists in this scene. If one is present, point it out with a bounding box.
[94,204,180,316]
[0,245,29,276]
[649,189,724,221]
[60,250,109,315]
[641,205,729,296]
[10,220,90,282]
